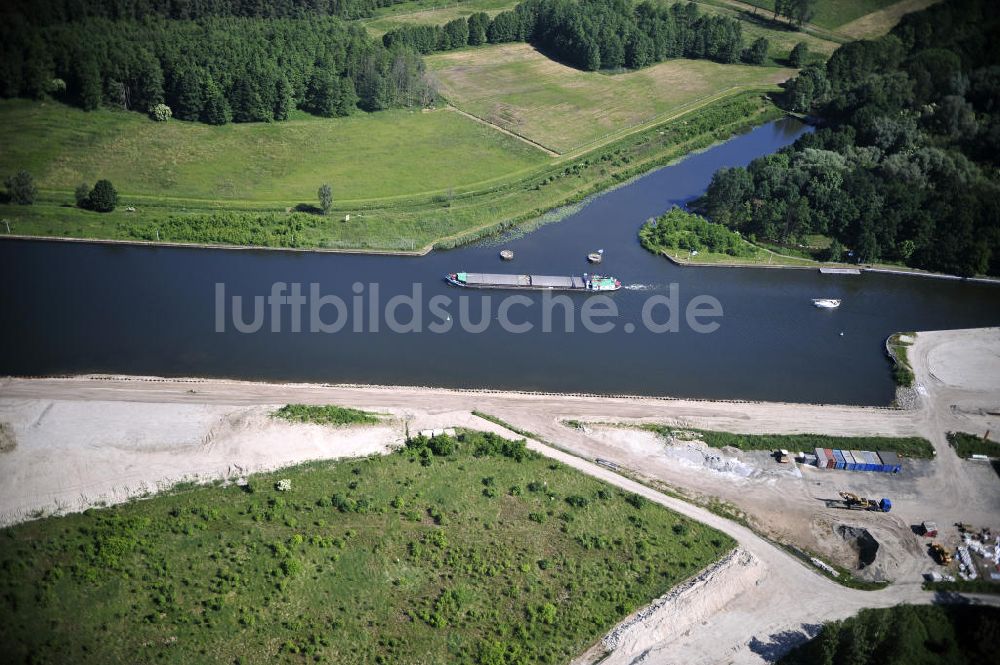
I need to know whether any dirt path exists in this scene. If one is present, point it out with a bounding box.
[445,105,560,156]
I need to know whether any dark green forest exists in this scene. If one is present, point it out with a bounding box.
[778,604,1000,665]
[698,0,1000,276]
[384,0,755,70]
[0,13,433,123]
[0,0,409,22]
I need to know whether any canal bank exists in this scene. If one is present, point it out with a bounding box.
[3,120,1000,405]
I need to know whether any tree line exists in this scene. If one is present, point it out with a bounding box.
[778,604,998,665]
[697,0,1000,277]
[0,15,434,123]
[383,0,769,70]
[0,0,411,23]
[771,0,817,27]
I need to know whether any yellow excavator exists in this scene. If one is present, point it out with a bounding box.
[929,543,953,565]
[836,491,893,512]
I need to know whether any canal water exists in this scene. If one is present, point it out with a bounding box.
[3,119,999,405]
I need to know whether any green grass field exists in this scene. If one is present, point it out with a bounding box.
[0,100,546,203]
[366,0,841,58]
[0,430,733,664]
[688,1,843,56]
[0,89,782,251]
[273,404,381,426]
[731,0,900,29]
[364,0,515,36]
[429,44,792,153]
[947,431,1000,459]
[644,425,937,458]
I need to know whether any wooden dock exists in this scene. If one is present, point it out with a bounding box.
[819,267,861,275]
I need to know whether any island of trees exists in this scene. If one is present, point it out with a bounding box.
[697,0,1000,276]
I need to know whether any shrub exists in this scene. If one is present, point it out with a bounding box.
[149,103,172,121]
[565,495,589,508]
[625,493,647,510]
[88,179,118,213]
[318,183,333,214]
[789,42,808,68]
[275,404,378,426]
[74,182,90,208]
[4,170,37,205]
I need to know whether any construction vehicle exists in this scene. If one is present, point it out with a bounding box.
[930,543,953,565]
[833,491,893,512]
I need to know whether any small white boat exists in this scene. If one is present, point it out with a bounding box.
[499,249,514,261]
[812,298,841,309]
[587,249,604,264]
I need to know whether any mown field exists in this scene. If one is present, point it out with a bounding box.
[834,0,941,39]
[733,0,902,29]
[363,0,515,36]
[686,0,843,56]
[429,44,792,153]
[0,100,547,203]
[0,430,734,664]
[367,0,841,59]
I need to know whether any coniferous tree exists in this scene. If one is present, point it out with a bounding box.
[88,179,117,212]
[789,41,808,67]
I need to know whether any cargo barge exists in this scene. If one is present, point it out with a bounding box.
[445,272,621,292]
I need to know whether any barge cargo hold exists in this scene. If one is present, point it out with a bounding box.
[445,272,621,292]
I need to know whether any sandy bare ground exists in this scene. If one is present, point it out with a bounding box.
[1,327,999,662]
[0,399,514,525]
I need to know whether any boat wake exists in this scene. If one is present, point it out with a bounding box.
[623,283,662,291]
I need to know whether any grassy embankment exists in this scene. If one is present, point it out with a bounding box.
[947,431,1000,459]
[643,424,936,458]
[0,64,786,251]
[886,332,916,387]
[729,0,902,30]
[0,429,734,664]
[273,404,381,426]
[924,578,1000,595]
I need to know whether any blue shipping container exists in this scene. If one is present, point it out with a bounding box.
[850,450,866,471]
[833,449,846,470]
[877,450,901,473]
[863,451,882,472]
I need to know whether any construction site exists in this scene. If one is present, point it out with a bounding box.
[1,327,998,663]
